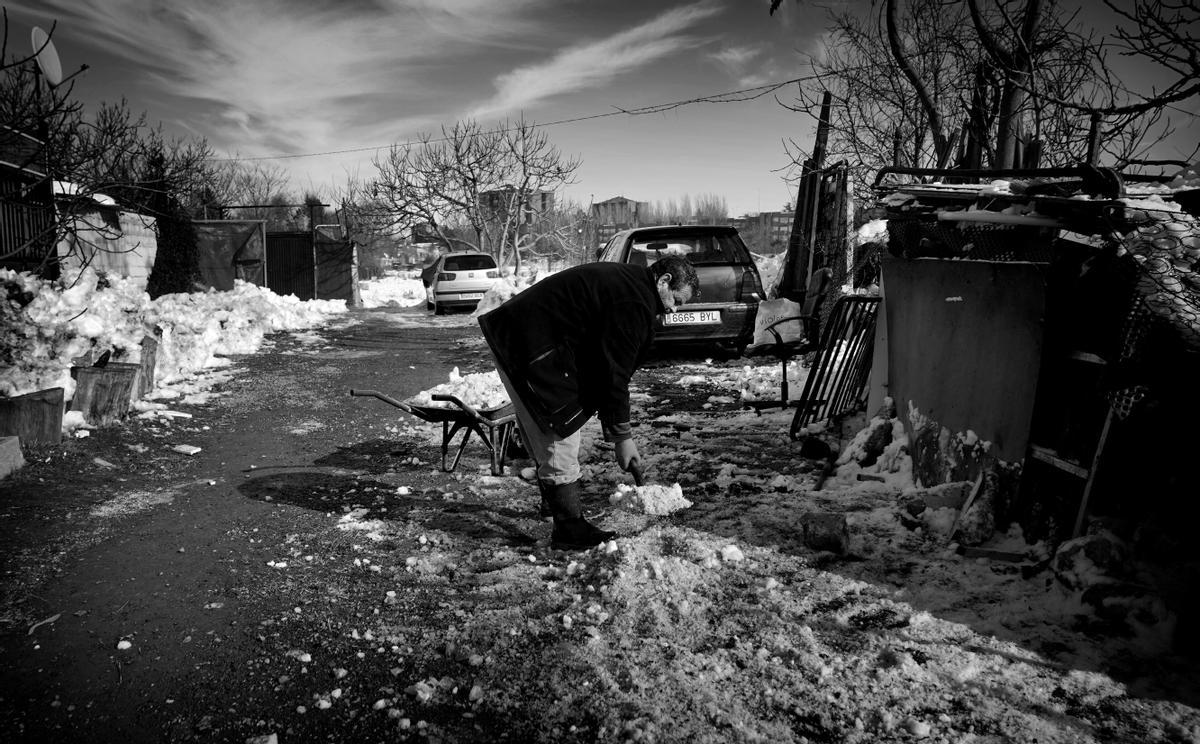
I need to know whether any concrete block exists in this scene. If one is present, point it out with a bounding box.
[0,436,26,480]
[0,387,64,444]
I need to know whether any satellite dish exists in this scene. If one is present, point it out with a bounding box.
[31,27,63,87]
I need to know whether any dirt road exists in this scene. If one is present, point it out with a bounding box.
[0,307,545,742]
[3,305,1198,744]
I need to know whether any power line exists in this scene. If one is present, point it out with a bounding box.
[208,67,1198,166]
[207,75,824,163]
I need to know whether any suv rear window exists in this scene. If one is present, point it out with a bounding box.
[628,233,750,266]
[443,255,496,272]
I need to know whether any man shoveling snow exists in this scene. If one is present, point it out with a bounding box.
[478,257,700,550]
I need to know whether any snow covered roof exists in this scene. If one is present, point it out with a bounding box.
[53,180,117,207]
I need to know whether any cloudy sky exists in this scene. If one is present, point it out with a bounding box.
[5,1,1198,217]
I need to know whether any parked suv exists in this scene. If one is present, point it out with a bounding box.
[424,251,500,314]
[595,225,763,353]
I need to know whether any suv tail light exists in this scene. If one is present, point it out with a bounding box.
[437,272,454,281]
[486,270,499,278]
[739,270,764,301]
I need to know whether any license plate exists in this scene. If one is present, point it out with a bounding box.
[459,292,483,299]
[663,310,721,325]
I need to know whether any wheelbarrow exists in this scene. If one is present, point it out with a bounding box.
[349,389,517,476]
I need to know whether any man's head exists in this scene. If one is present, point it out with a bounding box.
[650,255,700,313]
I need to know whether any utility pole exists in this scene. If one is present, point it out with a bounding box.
[778,90,832,301]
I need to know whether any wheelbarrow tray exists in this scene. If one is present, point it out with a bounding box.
[350,388,517,475]
[407,401,515,423]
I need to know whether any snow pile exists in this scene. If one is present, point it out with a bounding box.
[358,274,425,308]
[2,269,148,397]
[147,281,346,384]
[1,267,347,400]
[473,268,553,317]
[827,408,915,489]
[408,367,510,410]
[854,218,888,245]
[609,482,692,515]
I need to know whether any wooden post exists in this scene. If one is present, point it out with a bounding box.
[811,90,832,171]
[1072,407,1114,538]
[1086,113,1102,165]
[138,333,159,397]
[70,366,137,426]
[0,387,64,444]
[1023,138,1042,169]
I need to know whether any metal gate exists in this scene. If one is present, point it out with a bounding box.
[265,229,359,304]
[265,231,315,300]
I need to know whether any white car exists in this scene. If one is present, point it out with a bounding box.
[424,251,500,314]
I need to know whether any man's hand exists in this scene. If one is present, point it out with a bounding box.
[614,439,640,472]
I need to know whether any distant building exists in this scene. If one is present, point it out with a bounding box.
[412,222,438,244]
[479,186,555,224]
[731,208,794,252]
[590,196,649,245]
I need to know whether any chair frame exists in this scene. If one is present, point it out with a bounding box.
[747,268,833,409]
[788,295,882,440]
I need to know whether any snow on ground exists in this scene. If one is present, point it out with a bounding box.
[6,266,1198,741]
[358,272,427,309]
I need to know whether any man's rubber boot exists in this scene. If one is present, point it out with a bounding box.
[544,480,615,550]
[537,480,598,520]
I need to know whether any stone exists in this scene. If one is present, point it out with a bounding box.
[955,472,998,546]
[801,511,849,553]
[0,436,25,480]
[1052,530,1131,591]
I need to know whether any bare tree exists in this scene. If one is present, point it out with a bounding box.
[516,198,591,269]
[207,160,298,227]
[2,15,228,288]
[357,118,580,270]
[642,192,729,224]
[778,0,1198,197]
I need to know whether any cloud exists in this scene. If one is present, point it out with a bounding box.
[468,1,723,118]
[397,0,551,47]
[709,44,763,76]
[7,0,559,158]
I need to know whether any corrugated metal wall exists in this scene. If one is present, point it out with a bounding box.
[881,256,1046,464]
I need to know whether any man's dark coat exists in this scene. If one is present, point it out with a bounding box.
[478,263,664,439]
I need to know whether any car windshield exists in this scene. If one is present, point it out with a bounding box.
[629,234,749,266]
[442,255,495,272]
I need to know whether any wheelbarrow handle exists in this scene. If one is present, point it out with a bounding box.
[431,393,483,421]
[349,388,416,414]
